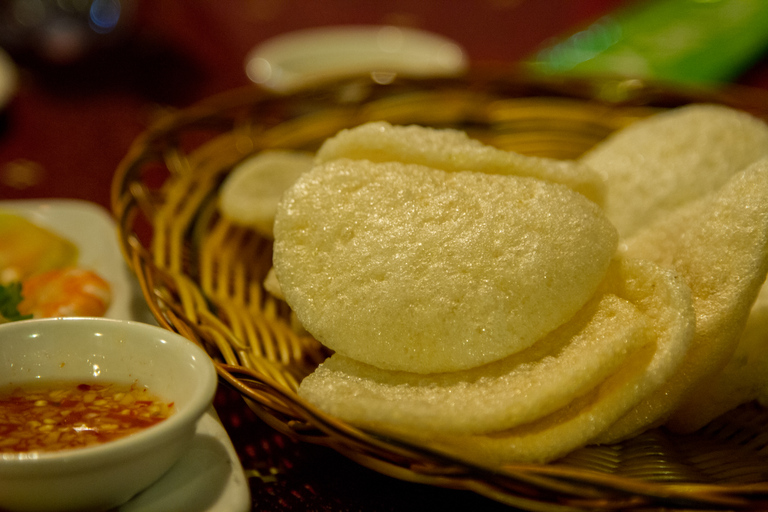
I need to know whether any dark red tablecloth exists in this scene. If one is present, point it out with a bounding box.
[2,1,767,510]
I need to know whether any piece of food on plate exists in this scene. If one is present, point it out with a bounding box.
[219,149,315,238]
[595,159,768,442]
[299,257,694,464]
[0,211,78,283]
[315,121,605,205]
[274,158,617,373]
[580,104,768,238]
[18,267,112,319]
[0,210,112,320]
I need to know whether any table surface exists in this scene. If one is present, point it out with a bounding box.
[2,1,768,510]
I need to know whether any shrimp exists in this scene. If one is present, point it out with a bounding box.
[18,267,112,318]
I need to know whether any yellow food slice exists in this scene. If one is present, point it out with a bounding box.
[274,159,617,373]
[315,121,605,205]
[597,159,768,442]
[0,211,78,283]
[581,104,768,238]
[299,292,652,435]
[218,149,314,237]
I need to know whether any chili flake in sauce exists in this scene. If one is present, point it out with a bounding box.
[0,382,174,453]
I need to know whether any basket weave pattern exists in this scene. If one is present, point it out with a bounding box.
[111,72,768,510]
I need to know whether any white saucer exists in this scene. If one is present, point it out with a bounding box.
[0,199,251,512]
[117,407,249,512]
[245,25,468,92]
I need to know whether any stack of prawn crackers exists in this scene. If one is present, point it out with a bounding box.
[218,104,768,465]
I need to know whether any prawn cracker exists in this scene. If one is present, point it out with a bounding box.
[302,257,693,464]
[581,104,768,238]
[219,150,314,238]
[315,121,605,205]
[274,159,617,373]
[597,159,768,442]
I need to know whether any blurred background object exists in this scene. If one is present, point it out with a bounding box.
[527,0,768,84]
[244,25,468,92]
[0,48,17,110]
[0,0,135,65]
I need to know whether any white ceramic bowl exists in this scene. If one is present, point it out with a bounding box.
[0,317,218,512]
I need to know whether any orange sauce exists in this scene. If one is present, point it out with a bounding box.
[0,382,174,453]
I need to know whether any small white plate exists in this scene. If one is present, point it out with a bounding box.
[118,407,250,512]
[1,199,153,323]
[0,199,251,512]
[246,25,468,92]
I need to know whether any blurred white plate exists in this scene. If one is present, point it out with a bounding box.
[0,47,17,109]
[246,25,468,92]
[0,199,251,512]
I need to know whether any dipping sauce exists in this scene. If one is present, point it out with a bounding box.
[0,382,174,453]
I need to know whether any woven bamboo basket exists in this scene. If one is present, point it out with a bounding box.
[111,71,768,511]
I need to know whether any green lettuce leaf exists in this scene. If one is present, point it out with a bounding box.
[0,282,33,322]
